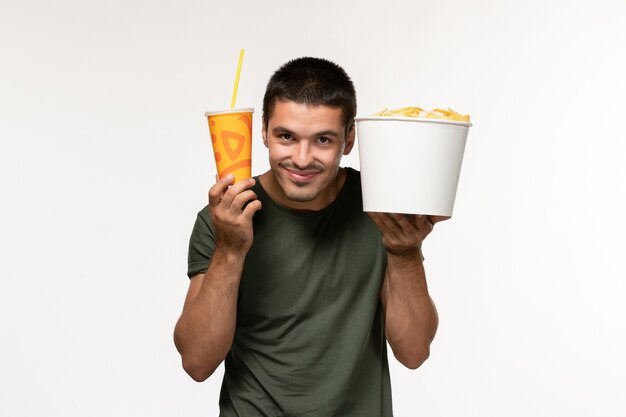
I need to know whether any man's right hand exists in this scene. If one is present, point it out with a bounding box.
[175,173,261,381]
[208,174,262,254]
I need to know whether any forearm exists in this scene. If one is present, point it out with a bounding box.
[381,249,439,369]
[174,247,244,381]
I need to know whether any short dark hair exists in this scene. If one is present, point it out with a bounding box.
[262,57,357,131]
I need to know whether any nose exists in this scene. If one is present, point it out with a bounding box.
[292,140,314,169]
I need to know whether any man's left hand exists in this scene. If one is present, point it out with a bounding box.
[367,213,450,256]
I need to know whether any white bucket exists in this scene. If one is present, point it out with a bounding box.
[355,116,471,216]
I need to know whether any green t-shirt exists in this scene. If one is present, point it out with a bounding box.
[187,168,393,416]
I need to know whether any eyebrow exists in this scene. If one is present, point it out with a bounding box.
[271,126,340,137]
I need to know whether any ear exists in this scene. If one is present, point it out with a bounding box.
[262,118,269,148]
[343,123,356,155]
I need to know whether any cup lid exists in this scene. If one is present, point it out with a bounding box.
[205,108,254,117]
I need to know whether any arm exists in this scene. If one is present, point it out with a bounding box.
[174,175,262,381]
[368,213,449,369]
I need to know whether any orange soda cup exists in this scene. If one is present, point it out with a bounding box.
[205,108,254,184]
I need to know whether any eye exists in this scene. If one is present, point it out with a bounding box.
[318,136,331,144]
[279,133,293,140]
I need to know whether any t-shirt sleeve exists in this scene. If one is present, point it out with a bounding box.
[187,205,216,278]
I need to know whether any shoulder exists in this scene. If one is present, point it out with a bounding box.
[198,204,211,222]
[194,205,214,232]
[342,167,363,198]
[344,166,361,181]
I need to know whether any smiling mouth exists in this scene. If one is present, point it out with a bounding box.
[285,168,320,182]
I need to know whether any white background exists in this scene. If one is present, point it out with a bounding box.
[2,0,625,416]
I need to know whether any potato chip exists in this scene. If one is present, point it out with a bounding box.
[432,108,451,117]
[448,108,463,121]
[374,106,423,117]
[373,106,470,122]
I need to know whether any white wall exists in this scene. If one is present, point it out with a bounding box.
[2,0,625,416]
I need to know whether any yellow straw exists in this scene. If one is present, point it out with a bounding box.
[230,48,244,109]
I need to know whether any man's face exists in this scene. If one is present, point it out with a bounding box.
[262,100,355,210]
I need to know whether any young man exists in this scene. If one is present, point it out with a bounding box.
[174,57,446,416]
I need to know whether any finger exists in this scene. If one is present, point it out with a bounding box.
[230,190,258,211]
[369,212,403,235]
[385,214,432,242]
[369,212,423,254]
[208,174,235,207]
[412,214,434,236]
[242,199,262,218]
[220,178,256,208]
[392,213,422,229]
[429,215,451,225]
[413,214,433,228]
